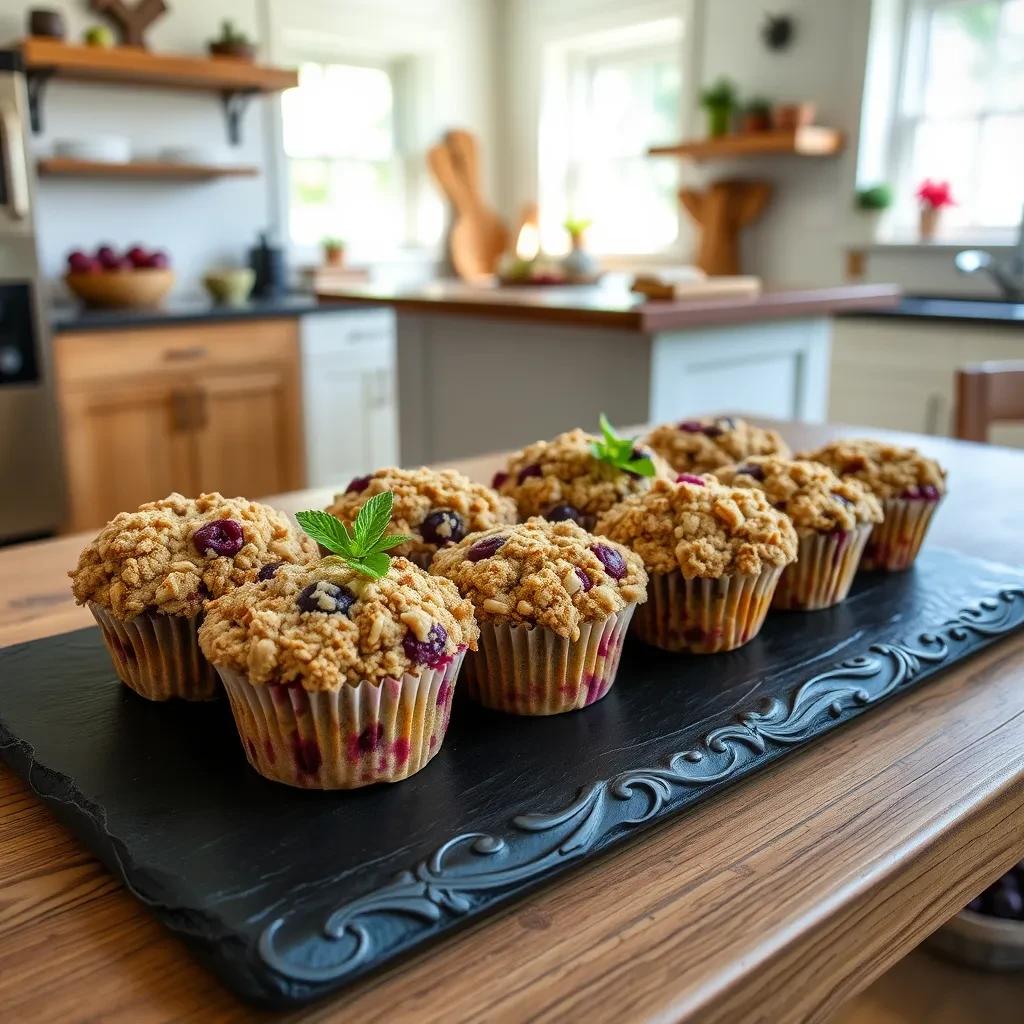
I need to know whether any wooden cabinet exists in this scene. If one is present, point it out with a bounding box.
[55,319,305,532]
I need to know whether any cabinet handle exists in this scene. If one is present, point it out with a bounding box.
[163,347,208,362]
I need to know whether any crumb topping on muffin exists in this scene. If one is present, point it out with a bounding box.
[430,518,647,641]
[643,416,791,474]
[198,557,478,691]
[70,493,317,620]
[494,428,671,523]
[325,467,516,564]
[799,439,947,500]
[595,477,798,578]
[715,456,883,533]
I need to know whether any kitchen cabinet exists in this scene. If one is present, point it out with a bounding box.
[54,319,304,531]
[830,318,1024,447]
[300,310,398,489]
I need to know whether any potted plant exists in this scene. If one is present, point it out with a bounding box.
[739,97,772,133]
[208,20,255,61]
[699,78,738,138]
[322,236,345,267]
[916,179,956,241]
[853,183,892,242]
[561,216,597,280]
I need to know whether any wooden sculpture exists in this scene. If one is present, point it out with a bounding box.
[679,179,772,276]
[90,0,168,49]
[427,130,509,281]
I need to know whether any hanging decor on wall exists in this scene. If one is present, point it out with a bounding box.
[89,0,168,49]
[761,13,795,51]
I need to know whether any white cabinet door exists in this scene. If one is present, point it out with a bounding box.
[301,310,398,487]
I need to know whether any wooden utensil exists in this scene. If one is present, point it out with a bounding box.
[427,130,508,281]
[680,179,772,276]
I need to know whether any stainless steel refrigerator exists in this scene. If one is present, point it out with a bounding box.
[0,49,63,541]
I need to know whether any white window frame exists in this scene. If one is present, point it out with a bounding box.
[884,0,1023,241]
[538,17,687,260]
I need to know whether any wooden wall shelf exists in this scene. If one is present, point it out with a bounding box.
[20,38,298,143]
[648,126,845,162]
[37,158,259,181]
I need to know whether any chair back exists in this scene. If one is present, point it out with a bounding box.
[955,361,1024,442]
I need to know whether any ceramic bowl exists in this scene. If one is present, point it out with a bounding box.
[53,136,131,163]
[65,269,175,309]
[203,268,255,306]
[926,908,1024,970]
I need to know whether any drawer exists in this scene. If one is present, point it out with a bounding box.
[56,319,299,387]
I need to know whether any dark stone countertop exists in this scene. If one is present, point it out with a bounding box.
[50,294,364,334]
[841,295,1024,327]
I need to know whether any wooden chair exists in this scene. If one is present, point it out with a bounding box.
[955,361,1024,442]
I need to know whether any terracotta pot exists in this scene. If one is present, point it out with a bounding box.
[209,41,256,62]
[919,205,941,241]
[740,111,772,133]
[324,246,345,267]
[771,102,817,131]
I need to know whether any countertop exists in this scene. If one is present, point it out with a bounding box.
[841,294,1024,326]
[2,420,1023,1024]
[50,294,352,333]
[316,279,901,331]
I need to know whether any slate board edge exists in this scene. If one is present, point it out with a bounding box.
[0,583,1022,1008]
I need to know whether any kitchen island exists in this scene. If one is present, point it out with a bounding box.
[1,419,1022,1023]
[317,279,899,463]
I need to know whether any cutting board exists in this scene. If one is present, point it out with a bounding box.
[631,273,762,300]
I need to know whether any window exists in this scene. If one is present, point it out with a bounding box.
[891,0,1024,235]
[282,61,439,254]
[540,23,683,255]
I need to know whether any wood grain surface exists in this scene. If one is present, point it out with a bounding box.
[1,420,1023,1024]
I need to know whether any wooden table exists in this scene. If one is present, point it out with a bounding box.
[2,420,1023,1024]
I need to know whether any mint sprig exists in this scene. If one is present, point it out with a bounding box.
[590,413,656,477]
[296,492,411,579]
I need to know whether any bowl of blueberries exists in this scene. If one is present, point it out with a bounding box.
[927,863,1024,970]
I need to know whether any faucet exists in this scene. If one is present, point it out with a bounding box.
[955,203,1024,301]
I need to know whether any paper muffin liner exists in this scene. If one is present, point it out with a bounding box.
[215,651,465,789]
[860,496,942,572]
[461,604,636,716]
[631,567,783,653]
[90,603,218,701]
[772,524,873,611]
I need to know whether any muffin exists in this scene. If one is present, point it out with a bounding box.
[70,493,317,701]
[431,518,647,715]
[596,476,797,653]
[715,456,883,610]
[643,416,790,475]
[199,557,478,789]
[799,439,947,571]
[325,467,516,569]
[493,426,671,529]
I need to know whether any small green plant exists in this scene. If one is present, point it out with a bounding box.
[591,414,656,478]
[296,492,410,579]
[214,19,252,45]
[743,96,771,115]
[855,184,893,211]
[700,77,738,111]
[563,216,592,237]
[322,236,344,250]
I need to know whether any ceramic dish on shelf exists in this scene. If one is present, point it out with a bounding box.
[159,145,229,166]
[53,136,131,164]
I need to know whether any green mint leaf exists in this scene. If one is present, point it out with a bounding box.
[295,510,356,556]
[354,491,394,550]
[369,533,412,554]
[348,552,391,579]
[624,455,656,477]
[599,412,618,447]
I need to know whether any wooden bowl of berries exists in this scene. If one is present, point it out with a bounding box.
[926,863,1024,970]
[64,245,174,309]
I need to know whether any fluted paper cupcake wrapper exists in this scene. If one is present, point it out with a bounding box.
[90,603,218,701]
[861,497,942,572]
[632,567,783,653]
[215,652,465,789]
[461,604,636,716]
[773,524,873,611]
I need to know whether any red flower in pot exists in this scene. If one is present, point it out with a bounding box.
[916,179,956,240]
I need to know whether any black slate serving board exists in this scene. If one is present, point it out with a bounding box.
[1,548,1023,1007]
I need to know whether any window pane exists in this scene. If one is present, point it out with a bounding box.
[921,0,999,116]
[998,0,1024,108]
[907,118,978,228]
[975,115,1024,224]
[283,62,395,160]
